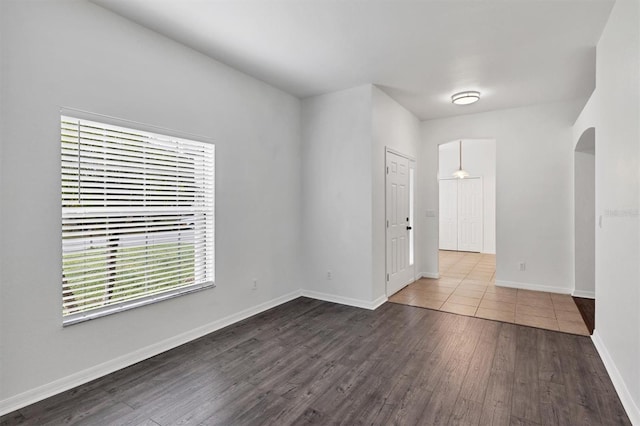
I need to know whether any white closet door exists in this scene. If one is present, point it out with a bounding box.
[439,179,458,250]
[457,178,483,252]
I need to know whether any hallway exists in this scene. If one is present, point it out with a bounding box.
[389,251,590,335]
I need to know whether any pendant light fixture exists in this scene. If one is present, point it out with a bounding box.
[453,140,469,179]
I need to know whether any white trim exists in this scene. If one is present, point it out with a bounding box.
[572,289,596,299]
[419,272,440,279]
[495,280,571,294]
[0,289,302,416]
[438,176,482,181]
[386,276,415,297]
[301,290,387,310]
[385,146,416,161]
[369,294,388,310]
[0,288,392,416]
[591,330,640,425]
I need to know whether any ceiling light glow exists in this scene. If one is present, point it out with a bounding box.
[451,91,480,105]
[453,169,469,179]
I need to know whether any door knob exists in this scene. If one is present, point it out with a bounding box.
[406,226,412,230]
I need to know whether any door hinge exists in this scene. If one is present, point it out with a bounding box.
[386,273,389,281]
[386,220,389,228]
[386,166,389,174]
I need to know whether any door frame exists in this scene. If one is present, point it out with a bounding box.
[385,147,416,296]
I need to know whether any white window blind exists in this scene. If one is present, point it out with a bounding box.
[61,115,215,325]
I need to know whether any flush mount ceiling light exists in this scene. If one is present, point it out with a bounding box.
[453,140,469,179]
[451,91,480,105]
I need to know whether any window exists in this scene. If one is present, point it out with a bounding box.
[61,115,215,325]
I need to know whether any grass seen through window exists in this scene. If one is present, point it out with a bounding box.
[62,243,195,316]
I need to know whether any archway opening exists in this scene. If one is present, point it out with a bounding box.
[574,127,595,333]
[437,139,496,279]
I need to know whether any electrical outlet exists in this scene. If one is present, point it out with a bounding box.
[252,279,258,290]
[518,262,526,272]
[327,271,332,280]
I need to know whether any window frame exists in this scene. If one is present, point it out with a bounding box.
[60,110,215,326]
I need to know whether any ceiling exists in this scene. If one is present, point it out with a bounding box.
[91,0,614,121]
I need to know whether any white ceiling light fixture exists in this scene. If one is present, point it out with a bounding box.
[451,91,480,105]
[453,140,469,179]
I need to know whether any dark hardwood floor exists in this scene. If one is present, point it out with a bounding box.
[573,297,596,335]
[0,297,629,425]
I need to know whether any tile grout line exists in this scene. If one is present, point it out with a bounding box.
[391,251,589,336]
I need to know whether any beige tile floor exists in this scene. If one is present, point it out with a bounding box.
[389,250,589,335]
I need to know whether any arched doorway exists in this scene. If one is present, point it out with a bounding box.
[574,127,595,331]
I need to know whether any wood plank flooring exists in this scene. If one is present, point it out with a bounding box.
[573,297,595,335]
[0,298,629,426]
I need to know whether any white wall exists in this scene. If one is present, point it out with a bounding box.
[0,0,302,411]
[0,2,422,409]
[301,85,374,303]
[4,0,636,420]
[0,1,4,402]
[572,0,640,421]
[574,140,595,298]
[371,87,420,298]
[301,85,420,304]
[438,140,496,254]
[420,100,584,293]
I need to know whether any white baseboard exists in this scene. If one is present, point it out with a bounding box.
[0,289,303,417]
[419,272,439,279]
[591,330,640,425]
[300,290,387,310]
[572,289,595,299]
[495,279,571,294]
[370,294,388,310]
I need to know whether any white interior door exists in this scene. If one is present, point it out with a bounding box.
[457,178,483,252]
[386,151,414,295]
[439,179,458,250]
